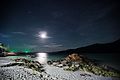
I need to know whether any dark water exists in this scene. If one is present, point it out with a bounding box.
[48,53,120,68]
[7,52,120,70]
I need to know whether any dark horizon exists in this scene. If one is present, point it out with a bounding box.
[0,0,120,52]
[4,37,120,53]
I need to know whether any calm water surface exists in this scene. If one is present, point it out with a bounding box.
[7,52,120,70]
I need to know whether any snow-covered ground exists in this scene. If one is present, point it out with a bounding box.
[45,65,119,80]
[0,57,119,80]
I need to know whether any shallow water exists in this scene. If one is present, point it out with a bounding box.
[7,52,120,70]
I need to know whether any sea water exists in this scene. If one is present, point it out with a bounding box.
[7,52,120,70]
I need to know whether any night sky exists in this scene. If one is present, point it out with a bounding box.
[0,0,120,52]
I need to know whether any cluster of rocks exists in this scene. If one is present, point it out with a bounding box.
[1,58,44,72]
[0,58,65,80]
[0,66,64,80]
[47,53,120,78]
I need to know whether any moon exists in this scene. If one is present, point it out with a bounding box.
[38,31,49,39]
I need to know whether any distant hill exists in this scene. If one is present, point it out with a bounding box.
[50,39,120,54]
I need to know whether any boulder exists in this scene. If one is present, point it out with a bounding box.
[65,53,83,62]
[47,61,52,65]
[57,64,63,68]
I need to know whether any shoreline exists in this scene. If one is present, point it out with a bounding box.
[0,57,120,80]
[0,57,62,80]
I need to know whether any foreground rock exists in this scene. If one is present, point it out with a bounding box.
[0,57,120,80]
[47,53,120,78]
[1,58,44,72]
[0,58,63,80]
[0,66,63,80]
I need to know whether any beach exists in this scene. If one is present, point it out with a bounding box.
[0,57,120,80]
[0,57,62,80]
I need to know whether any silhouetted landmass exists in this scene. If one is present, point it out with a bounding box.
[15,39,120,55]
[50,39,120,54]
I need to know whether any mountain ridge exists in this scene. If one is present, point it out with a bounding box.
[49,39,120,53]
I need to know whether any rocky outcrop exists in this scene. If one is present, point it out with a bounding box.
[65,53,83,62]
[0,58,44,72]
[47,53,120,78]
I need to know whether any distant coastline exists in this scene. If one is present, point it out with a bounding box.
[48,39,120,54]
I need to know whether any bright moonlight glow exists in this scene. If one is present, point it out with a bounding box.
[36,53,47,64]
[38,31,49,39]
[41,32,47,38]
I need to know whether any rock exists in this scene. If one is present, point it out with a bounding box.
[75,64,79,67]
[47,61,52,65]
[65,53,83,62]
[46,53,120,78]
[63,65,79,71]
[57,64,63,68]
[52,62,58,66]
[2,58,45,73]
[60,60,68,66]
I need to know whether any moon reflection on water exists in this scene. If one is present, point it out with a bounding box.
[36,53,47,64]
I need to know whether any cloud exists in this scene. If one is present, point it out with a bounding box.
[35,31,52,39]
[24,44,38,48]
[52,11,64,18]
[28,45,38,48]
[43,43,63,48]
[0,33,11,38]
[12,32,26,35]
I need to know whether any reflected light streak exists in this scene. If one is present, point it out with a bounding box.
[36,53,47,64]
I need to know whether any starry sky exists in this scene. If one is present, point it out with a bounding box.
[0,0,120,52]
